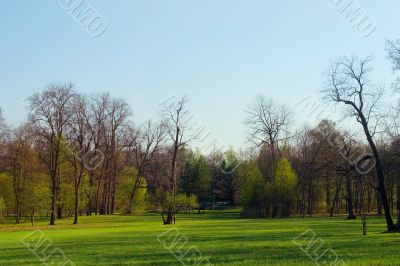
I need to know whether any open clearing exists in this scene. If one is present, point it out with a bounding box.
[0,211,399,265]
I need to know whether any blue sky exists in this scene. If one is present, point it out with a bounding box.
[0,0,399,150]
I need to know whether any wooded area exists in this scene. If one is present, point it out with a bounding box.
[1,40,400,233]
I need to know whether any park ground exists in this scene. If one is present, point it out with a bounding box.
[0,211,399,266]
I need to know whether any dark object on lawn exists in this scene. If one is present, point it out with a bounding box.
[362,215,367,236]
[162,210,176,225]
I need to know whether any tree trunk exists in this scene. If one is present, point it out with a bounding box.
[330,176,343,217]
[15,199,20,224]
[395,179,400,228]
[57,205,63,219]
[162,210,174,225]
[50,172,57,225]
[74,187,79,224]
[358,113,394,231]
[377,192,382,215]
[346,174,356,219]
[31,209,35,226]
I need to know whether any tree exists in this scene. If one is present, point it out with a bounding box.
[5,124,37,224]
[275,157,297,217]
[125,121,165,214]
[181,150,212,212]
[86,93,109,215]
[241,164,268,217]
[293,125,324,217]
[100,95,131,215]
[161,97,193,224]
[322,56,395,231]
[245,96,292,174]
[386,39,400,87]
[0,107,7,149]
[29,83,76,225]
[245,96,293,216]
[63,94,92,224]
[118,167,148,213]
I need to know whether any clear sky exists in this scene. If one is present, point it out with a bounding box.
[1,0,399,150]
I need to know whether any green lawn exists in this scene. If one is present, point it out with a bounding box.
[0,211,399,265]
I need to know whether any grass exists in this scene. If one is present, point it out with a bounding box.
[0,211,399,265]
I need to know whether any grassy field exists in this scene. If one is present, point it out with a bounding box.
[0,211,399,265]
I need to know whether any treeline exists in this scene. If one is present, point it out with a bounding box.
[1,39,400,230]
[0,89,240,225]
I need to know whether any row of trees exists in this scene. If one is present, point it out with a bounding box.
[1,39,400,232]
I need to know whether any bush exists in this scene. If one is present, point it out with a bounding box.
[175,194,199,213]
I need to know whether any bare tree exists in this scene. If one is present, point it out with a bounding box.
[125,121,166,213]
[86,93,109,215]
[28,83,76,225]
[63,94,93,224]
[5,124,36,224]
[161,96,193,224]
[100,96,131,215]
[385,101,400,227]
[83,93,131,215]
[386,39,400,85]
[245,96,293,173]
[322,56,395,231]
[0,108,8,153]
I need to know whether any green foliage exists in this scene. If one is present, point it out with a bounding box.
[275,157,297,196]
[175,193,199,213]
[181,150,212,201]
[21,174,51,216]
[118,167,148,213]
[0,173,13,214]
[240,164,269,216]
[274,157,298,216]
[240,158,298,217]
[220,148,240,174]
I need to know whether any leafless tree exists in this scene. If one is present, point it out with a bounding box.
[28,83,76,225]
[86,93,109,215]
[5,124,36,224]
[161,96,193,224]
[125,121,166,213]
[0,108,8,152]
[322,56,395,231]
[245,96,293,174]
[386,39,400,87]
[63,94,93,224]
[385,101,400,226]
[100,96,131,215]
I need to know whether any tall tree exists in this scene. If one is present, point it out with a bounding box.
[5,124,37,224]
[100,95,131,215]
[125,121,165,214]
[161,97,192,224]
[322,56,395,231]
[64,94,92,224]
[86,93,109,215]
[29,84,76,225]
[245,96,293,216]
[245,96,292,175]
